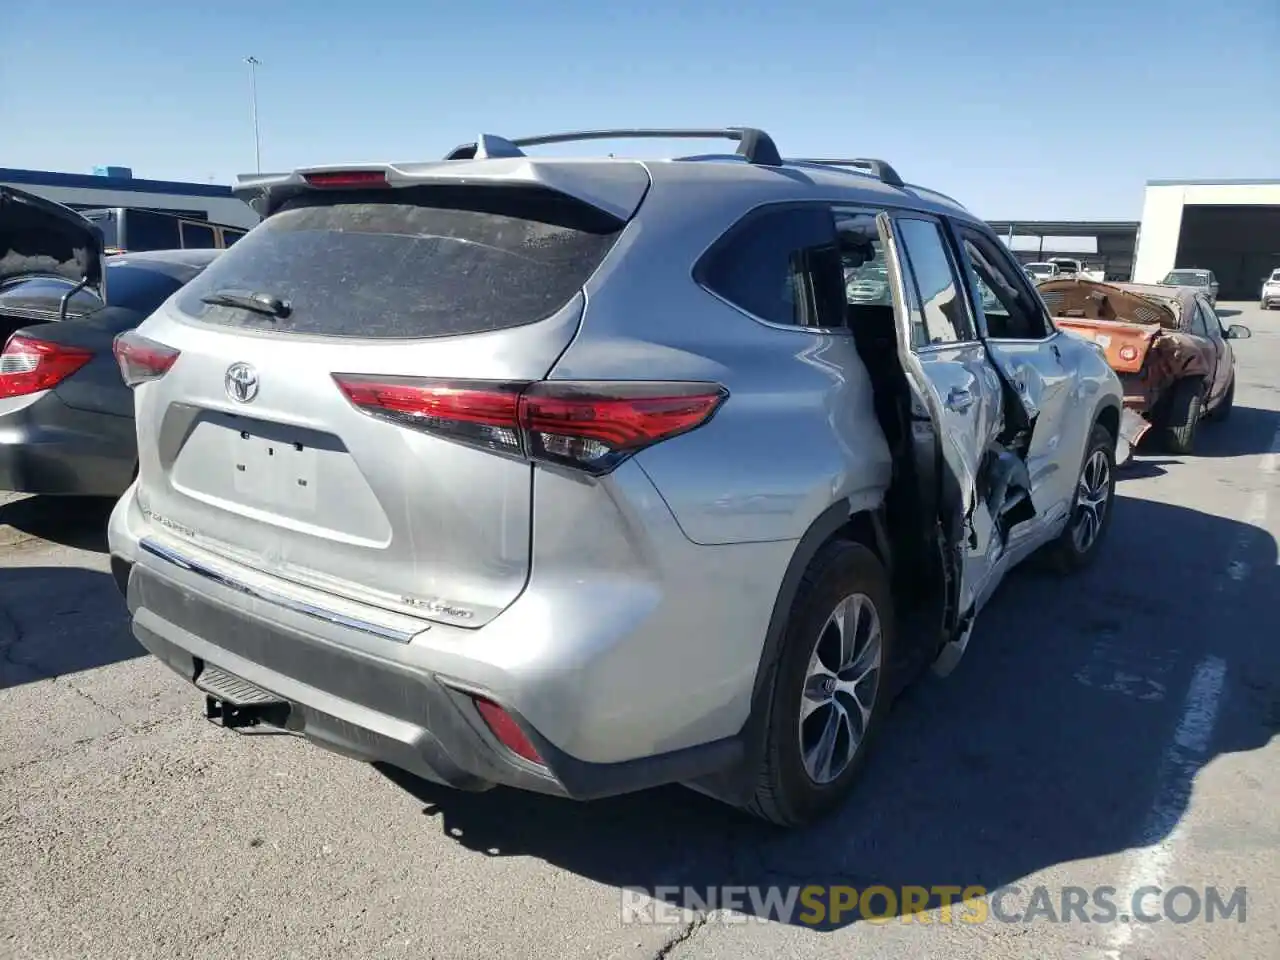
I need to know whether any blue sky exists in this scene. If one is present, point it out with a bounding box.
[2,0,1276,220]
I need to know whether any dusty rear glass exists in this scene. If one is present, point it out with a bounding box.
[174,185,625,338]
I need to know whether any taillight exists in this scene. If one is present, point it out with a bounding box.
[472,696,543,765]
[1118,345,1139,362]
[113,331,180,387]
[0,335,94,399]
[303,170,389,188]
[331,376,729,475]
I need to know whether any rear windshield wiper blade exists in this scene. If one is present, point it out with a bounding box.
[200,289,292,319]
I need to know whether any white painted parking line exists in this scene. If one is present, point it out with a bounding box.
[1105,655,1228,957]
[1222,491,1268,587]
[1105,422,1280,956]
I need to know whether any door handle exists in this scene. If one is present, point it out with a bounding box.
[945,386,974,413]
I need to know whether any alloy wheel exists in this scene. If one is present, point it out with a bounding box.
[1071,448,1111,554]
[798,593,883,784]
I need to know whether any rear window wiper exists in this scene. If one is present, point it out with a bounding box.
[200,289,292,319]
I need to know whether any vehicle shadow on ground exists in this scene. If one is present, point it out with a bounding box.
[0,495,113,553]
[1192,406,1280,458]
[0,567,139,690]
[1125,405,1279,463]
[383,494,1279,930]
[1117,456,1180,480]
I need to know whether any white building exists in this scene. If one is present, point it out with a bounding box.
[1131,179,1280,299]
[0,166,258,230]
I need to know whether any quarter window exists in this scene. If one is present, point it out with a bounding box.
[699,205,846,328]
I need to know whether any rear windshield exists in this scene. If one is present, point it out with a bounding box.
[174,185,625,338]
[1164,271,1207,284]
[105,261,200,312]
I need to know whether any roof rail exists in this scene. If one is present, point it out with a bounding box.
[444,127,784,167]
[786,157,905,189]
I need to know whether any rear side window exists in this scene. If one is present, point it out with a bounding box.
[893,216,973,347]
[104,263,189,313]
[697,205,846,329]
[174,186,625,339]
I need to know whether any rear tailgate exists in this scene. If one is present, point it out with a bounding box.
[1053,317,1162,374]
[126,168,646,628]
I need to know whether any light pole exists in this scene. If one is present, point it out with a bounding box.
[245,56,262,173]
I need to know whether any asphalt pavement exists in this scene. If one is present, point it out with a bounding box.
[2,303,1278,960]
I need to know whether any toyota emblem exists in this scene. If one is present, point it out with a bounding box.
[225,362,259,403]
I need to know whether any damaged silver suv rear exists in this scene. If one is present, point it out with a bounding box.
[109,128,1124,826]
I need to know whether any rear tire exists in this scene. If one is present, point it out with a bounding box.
[745,540,895,827]
[1161,378,1204,455]
[1046,423,1117,573]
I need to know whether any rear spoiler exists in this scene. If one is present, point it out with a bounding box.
[233,157,653,223]
[232,126,790,221]
[231,126,917,221]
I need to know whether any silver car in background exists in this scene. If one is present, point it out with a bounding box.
[108,129,1124,826]
[1024,261,1059,283]
[1260,268,1280,309]
[1161,268,1219,306]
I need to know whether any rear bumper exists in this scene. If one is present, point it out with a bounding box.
[116,550,742,799]
[1262,292,1280,307]
[105,466,789,800]
[0,393,136,496]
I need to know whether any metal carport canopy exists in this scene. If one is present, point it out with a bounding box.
[986,220,1140,237]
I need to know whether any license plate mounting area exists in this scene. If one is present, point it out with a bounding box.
[230,427,319,511]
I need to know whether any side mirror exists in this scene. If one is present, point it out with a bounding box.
[1226,324,1252,340]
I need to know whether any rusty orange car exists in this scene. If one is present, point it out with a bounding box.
[1038,278,1252,454]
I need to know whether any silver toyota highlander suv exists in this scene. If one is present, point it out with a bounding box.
[107,128,1123,826]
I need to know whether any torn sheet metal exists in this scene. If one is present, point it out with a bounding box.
[979,444,1036,535]
[1116,408,1150,466]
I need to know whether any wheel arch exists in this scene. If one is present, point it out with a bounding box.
[685,499,891,806]
[1092,395,1121,445]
